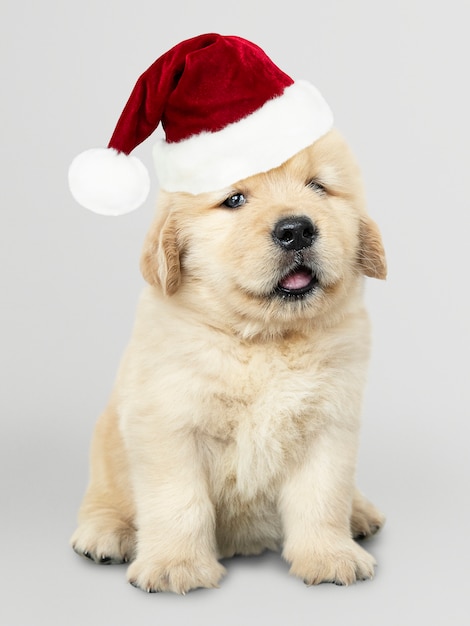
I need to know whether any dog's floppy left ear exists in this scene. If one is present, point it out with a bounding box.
[140,208,181,295]
[358,216,387,280]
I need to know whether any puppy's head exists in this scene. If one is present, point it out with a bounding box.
[141,130,386,337]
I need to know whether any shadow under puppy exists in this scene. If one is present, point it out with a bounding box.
[69,33,387,594]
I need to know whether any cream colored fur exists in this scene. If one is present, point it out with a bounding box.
[71,129,386,593]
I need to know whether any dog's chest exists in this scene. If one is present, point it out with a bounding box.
[193,340,325,497]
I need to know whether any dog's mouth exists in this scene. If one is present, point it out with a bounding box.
[275,265,319,299]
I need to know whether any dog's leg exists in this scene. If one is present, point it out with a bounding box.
[280,427,377,586]
[70,404,136,564]
[125,426,226,594]
[350,488,385,539]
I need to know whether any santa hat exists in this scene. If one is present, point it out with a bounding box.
[68,33,333,216]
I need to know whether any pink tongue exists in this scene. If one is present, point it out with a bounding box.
[280,270,312,290]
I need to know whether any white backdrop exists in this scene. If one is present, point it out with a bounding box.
[1,1,469,624]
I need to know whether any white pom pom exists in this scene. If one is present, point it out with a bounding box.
[68,148,150,216]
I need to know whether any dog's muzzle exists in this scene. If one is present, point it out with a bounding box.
[272,216,320,299]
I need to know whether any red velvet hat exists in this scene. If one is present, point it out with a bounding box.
[69,33,333,216]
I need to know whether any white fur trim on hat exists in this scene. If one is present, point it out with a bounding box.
[68,148,150,216]
[153,81,333,194]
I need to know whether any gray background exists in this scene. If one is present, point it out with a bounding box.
[2,1,469,624]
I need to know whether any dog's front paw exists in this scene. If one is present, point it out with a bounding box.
[71,519,136,564]
[127,555,226,594]
[286,539,376,586]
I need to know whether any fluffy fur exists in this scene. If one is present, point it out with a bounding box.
[71,129,386,593]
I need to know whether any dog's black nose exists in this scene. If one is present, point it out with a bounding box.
[272,216,317,251]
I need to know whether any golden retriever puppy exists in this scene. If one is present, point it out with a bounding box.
[71,128,386,593]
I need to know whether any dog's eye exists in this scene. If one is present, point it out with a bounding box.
[222,193,246,209]
[307,179,327,195]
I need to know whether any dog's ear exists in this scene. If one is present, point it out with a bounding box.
[357,216,387,280]
[140,209,181,295]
